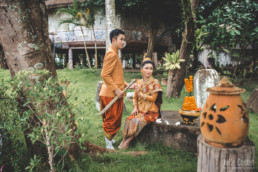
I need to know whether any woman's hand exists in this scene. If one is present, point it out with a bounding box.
[131,107,138,116]
[134,84,140,93]
[129,83,136,89]
[129,83,139,91]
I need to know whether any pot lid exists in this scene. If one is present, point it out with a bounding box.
[207,77,245,95]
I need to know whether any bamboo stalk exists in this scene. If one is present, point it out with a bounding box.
[97,79,136,116]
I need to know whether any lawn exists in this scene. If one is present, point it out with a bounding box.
[0,68,257,171]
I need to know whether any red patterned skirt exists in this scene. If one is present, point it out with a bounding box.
[122,110,159,138]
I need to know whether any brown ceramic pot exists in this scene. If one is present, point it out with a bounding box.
[200,77,249,147]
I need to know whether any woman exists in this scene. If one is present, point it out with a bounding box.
[119,56,162,149]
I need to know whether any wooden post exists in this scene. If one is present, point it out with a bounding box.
[68,48,73,69]
[197,134,255,172]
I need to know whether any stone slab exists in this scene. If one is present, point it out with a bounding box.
[134,110,201,153]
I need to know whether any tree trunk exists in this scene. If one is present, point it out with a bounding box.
[246,88,258,113]
[105,0,116,52]
[146,26,157,60]
[0,0,56,78]
[80,26,92,69]
[197,134,255,172]
[192,46,199,71]
[92,25,98,68]
[0,44,8,69]
[133,53,136,69]
[251,42,256,72]
[166,0,199,98]
[0,0,59,159]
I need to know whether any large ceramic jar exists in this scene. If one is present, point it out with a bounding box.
[200,77,249,147]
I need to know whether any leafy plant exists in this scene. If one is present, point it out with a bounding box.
[25,155,42,172]
[0,79,29,171]
[199,0,257,55]
[194,25,208,52]
[0,70,90,171]
[162,50,185,70]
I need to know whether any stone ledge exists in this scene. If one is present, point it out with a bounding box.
[133,110,201,153]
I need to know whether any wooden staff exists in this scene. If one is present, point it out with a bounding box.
[97,79,136,116]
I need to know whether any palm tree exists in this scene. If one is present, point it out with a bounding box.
[56,0,92,69]
[84,9,98,68]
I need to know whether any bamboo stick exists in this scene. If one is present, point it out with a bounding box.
[97,79,136,116]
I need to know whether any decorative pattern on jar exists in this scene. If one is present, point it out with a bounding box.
[200,77,249,147]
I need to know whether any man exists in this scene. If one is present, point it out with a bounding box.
[99,29,127,149]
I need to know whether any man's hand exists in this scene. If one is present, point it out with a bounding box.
[115,88,123,98]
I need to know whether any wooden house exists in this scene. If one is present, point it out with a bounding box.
[45,0,170,69]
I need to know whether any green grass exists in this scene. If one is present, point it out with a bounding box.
[0,69,11,80]
[79,143,197,172]
[0,68,257,171]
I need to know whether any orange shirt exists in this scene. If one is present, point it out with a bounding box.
[99,46,126,97]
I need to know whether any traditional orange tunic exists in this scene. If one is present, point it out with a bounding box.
[99,46,126,140]
[122,77,162,137]
[99,46,126,97]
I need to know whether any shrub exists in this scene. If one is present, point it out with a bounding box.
[1,70,89,171]
[0,79,29,171]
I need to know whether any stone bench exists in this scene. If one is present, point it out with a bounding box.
[133,110,201,153]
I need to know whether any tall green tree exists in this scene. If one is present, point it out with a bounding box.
[56,0,93,69]
[199,0,257,74]
[166,0,200,98]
